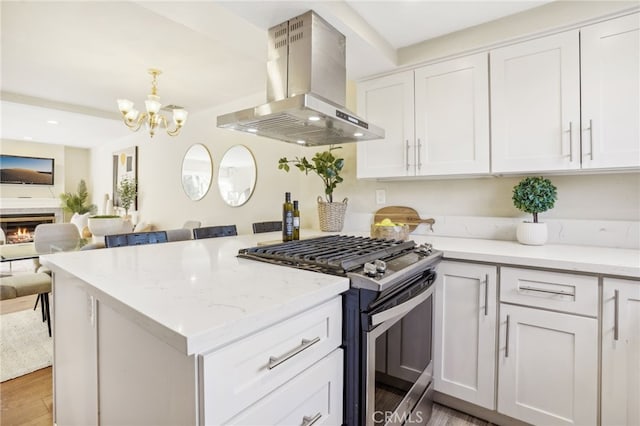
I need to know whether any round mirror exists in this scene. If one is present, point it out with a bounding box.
[218,145,257,207]
[181,144,213,201]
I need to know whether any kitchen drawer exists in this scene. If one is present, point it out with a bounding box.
[226,349,343,425]
[200,297,342,424]
[500,267,598,316]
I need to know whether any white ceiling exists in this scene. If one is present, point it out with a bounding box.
[0,0,551,149]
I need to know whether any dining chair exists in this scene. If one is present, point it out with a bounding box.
[193,225,237,239]
[252,221,282,234]
[33,223,80,254]
[104,231,168,248]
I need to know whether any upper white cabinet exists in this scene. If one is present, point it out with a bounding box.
[357,71,415,178]
[581,13,640,169]
[357,53,490,178]
[491,13,640,173]
[602,278,640,426]
[490,30,581,173]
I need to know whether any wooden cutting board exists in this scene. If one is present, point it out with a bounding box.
[374,206,435,232]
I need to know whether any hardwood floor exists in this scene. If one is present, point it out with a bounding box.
[0,367,53,425]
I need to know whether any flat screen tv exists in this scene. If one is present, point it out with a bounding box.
[0,154,55,185]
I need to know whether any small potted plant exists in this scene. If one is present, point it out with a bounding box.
[117,177,137,217]
[512,176,557,245]
[278,146,348,231]
[60,179,97,237]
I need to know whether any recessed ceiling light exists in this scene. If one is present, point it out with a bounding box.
[23,136,33,140]
[47,120,59,125]
[247,128,258,133]
[296,140,306,144]
[354,132,364,137]
[308,116,321,122]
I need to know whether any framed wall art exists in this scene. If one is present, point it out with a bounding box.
[112,145,138,211]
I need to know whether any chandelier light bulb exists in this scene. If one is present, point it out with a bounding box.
[116,68,188,138]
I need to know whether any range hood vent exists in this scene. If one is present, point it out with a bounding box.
[217,10,384,146]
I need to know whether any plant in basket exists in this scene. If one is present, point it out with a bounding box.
[512,176,557,245]
[278,146,348,231]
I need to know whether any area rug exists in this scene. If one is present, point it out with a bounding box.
[0,309,52,382]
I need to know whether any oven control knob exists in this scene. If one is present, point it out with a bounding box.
[374,259,387,274]
[363,262,378,277]
[416,243,433,255]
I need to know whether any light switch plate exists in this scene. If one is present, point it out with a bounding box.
[376,189,386,205]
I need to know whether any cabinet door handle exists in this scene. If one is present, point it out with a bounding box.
[583,119,594,160]
[301,412,322,426]
[519,286,575,297]
[405,140,411,172]
[505,315,510,358]
[614,289,620,341]
[268,336,321,370]
[483,274,489,316]
[417,138,422,171]
[564,121,573,162]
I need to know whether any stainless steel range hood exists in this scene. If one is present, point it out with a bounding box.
[217,11,384,146]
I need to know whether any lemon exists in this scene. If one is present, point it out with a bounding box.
[381,218,394,226]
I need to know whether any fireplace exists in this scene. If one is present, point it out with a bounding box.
[1,213,56,244]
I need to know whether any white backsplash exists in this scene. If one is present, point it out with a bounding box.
[344,212,639,249]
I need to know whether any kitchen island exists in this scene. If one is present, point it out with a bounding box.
[41,232,348,425]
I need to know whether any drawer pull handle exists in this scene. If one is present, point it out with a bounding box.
[614,289,620,341]
[519,286,574,297]
[564,121,573,161]
[417,138,422,171]
[406,140,411,172]
[268,336,321,370]
[483,274,489,316]
[505,314,510,358]
[301,412,322,426]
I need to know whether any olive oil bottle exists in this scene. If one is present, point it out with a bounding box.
[293,200,300,240]
[282,192,294,241]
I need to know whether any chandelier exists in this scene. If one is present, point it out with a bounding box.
[117,68,188,138]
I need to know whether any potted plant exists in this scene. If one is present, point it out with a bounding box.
[512,176,557,245]
[117,177,137,217]
[278,146,348,231]
[60,179,97,237]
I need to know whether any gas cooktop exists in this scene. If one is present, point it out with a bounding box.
[238,235,441,291]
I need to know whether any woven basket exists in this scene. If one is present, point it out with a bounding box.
[317,196,348,232]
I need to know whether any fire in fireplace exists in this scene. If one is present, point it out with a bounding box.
[0,213,56,244]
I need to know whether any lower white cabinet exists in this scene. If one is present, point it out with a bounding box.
[602,278,640,426]
[497,304,598,426]
[498,267,598,426]
[226,350,343,425]
[200,297,342,424]
[53,268,344,425]
[433,261,497,409]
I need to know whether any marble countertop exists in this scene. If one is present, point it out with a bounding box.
[41,232,349,355]
[41,230,639,356]
[408,235,640,278]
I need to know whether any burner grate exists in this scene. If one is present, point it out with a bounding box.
[238,235,415,274]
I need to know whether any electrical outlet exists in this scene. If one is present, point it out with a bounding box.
[376,189,386,205]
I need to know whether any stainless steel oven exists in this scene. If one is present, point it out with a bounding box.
[344,259,437,426]
[238,235,441,426]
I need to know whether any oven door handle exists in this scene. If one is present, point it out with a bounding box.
[370,285,433,327]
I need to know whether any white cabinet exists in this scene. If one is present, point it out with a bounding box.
[357,53,490,178]
[498,268,598,426]
[490,30,581,173]
[414,54,490,175]
[433,261,497,409]
[581,13,640,169]
[602,278,640,426]
[491,13,640,173]
[52,271,98,426]
[53,268,344,425]
[200,297,342,424]
[357,71,415,178]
